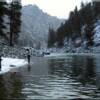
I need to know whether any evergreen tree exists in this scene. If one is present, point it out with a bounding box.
[80,3,94,25]
[85,25,94,47]
[80,2,85,9]
[69,7,81,39]
[93,1,100,18]
[55,1,95,48]
[47,28,56,48]
[0,1,7,38]
[56,23,65,47]
[81,3,94,46]
[9,0,22,46]
[73,6,81,35]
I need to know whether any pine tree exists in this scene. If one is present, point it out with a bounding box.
[93,1,100,17]
[9,0,22,46]
[0,1,7,38]
[69,6,81,38]
[55,2,95,48]
[85,25,94,47]
[47,28,56,48]
[56,23,65,47]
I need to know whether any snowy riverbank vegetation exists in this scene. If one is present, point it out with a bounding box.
[0,57,27,75]
[47,1,100,53]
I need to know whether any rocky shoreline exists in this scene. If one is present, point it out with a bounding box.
[0,43,27,59]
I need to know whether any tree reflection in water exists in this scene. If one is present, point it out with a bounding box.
[9,72,23,99]
[71,56,96,85]
[48,59,69,77]
[0,75,8,99]
[48,56,96,85]
[0,55,99,99]
[0,72,24,99]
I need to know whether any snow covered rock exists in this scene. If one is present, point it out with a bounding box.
[93,20,100,46]
[0,57,27,75]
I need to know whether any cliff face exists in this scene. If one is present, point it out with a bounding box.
[18,5,63,48]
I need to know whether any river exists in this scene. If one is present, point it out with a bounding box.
[0,54,100,99]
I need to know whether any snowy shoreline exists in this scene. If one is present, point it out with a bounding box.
[0,57,28,75]
[44,53,100,57]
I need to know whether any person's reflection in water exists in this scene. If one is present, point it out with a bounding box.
[28,64,31,72]
[9,72,23,99]
[0,75,8,99]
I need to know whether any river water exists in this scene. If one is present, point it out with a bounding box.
[0,54,100,99]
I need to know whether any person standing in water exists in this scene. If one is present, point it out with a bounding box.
[0,55,2,70]
[27,49,31,64]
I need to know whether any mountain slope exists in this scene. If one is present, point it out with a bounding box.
[18,5,63,48]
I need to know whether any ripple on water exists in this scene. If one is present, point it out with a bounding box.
[20,55,100,99]
[21,75,83,99]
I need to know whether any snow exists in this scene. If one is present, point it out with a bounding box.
[75,38,82,44]
[44,53,98,58]
[93,20,100,45]
[0,57,27,75]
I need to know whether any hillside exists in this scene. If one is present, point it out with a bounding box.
[18,5,63,48]
[48,2,100,53]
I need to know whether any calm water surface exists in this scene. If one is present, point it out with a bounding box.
[0,54,100,99]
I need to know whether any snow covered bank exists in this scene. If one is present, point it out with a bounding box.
[93,20,100,46]
[44,53,100,58]
[0,57,28,75]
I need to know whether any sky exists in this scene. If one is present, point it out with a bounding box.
[22,0,91,19]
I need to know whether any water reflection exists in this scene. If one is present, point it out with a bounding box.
[0,72,24,99]
[0,75,8,99]
[27,64,31,72]
[70,56,96,85]
[0,55,100,99]
[48,59,67,76]
[48,56,96,85]
[47,55,100,99]
[9,72,23,99]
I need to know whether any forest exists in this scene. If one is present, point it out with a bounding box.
[48,1,100,49]
[0,1,22,46]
